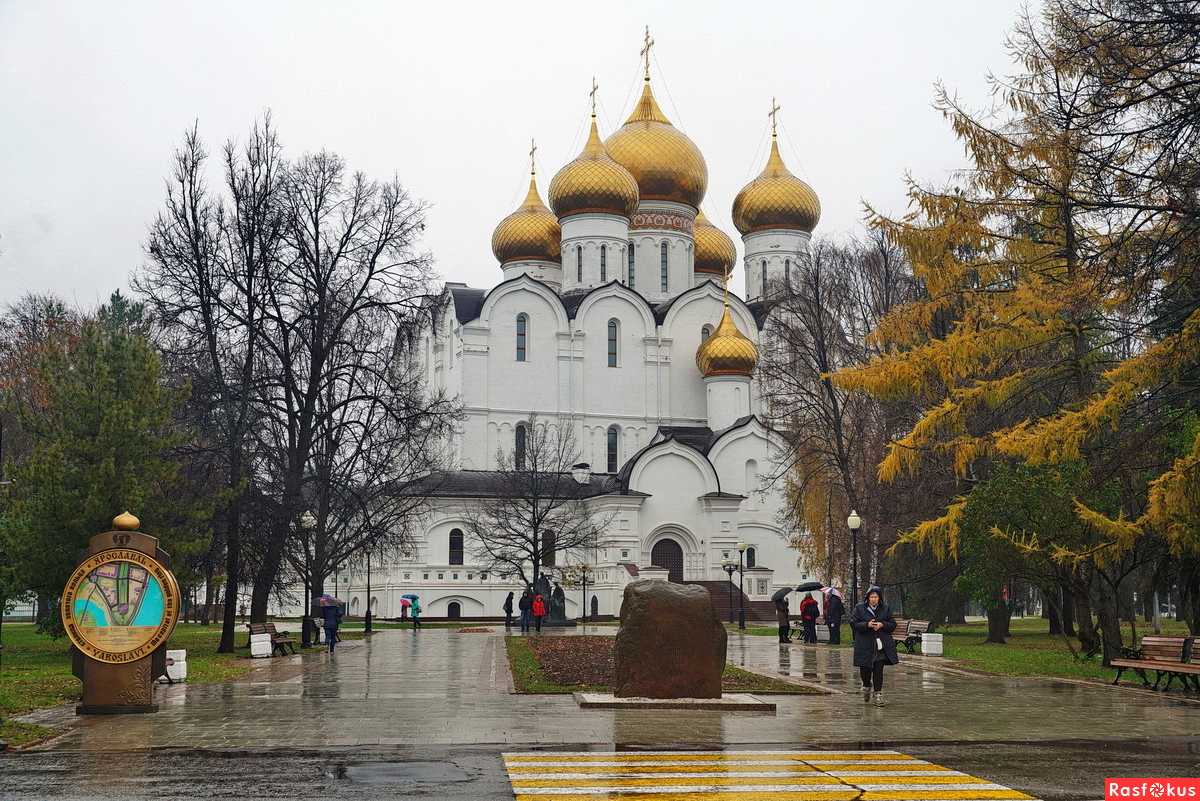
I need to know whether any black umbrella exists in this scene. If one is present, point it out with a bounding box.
[796,580,824,592]
[770,587,793,603]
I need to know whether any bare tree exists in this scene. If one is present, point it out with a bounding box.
[464,416,611,591]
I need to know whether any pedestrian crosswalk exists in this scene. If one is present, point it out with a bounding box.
[502,750,1040,800]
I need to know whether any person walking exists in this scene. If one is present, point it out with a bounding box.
[410,599,422,630]
[775,598,791,643]
[826,590,845,645]
[321,599,343,654]
[531,592,547,633]
[503,591,515,629]
[850,585,899,706]
[518,589,533,633]
[799,592,820,643]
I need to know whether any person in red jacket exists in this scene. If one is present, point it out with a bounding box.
[531,593,547,633]
[799,593,820,643]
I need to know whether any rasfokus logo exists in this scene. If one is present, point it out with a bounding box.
[1107,779,1200,800]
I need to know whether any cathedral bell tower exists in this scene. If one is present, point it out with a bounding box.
[695,286,758,431]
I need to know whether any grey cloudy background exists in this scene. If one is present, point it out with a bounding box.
[0,0,1025,305]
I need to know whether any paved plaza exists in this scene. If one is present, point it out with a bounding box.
[3,628,1199,799]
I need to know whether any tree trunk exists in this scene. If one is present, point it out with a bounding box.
[1060,582,1076,636]
[1073,586,1099,654]
[948,603,967,625]
[251,516,290,622]
[985,602,1009,643]
[218,503,243,653]
[1045,588,1063,635]
[1096,593,1123,667]
[201,562,215,625]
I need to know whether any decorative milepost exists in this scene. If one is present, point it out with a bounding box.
[61,511,181,714]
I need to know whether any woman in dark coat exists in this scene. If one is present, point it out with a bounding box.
[826,591,844,645]
[849,585,898,706]
[518,590,533,633]
[774,599,791,643]
[503,591,515,628]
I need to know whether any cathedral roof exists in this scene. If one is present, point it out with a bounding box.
[692,210,737,277]
[491,174,561,265]
[696,305,759,378]
[732,133,820,235]
[446,284,486,324]
[549,116,640,219]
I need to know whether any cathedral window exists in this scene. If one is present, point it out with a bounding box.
[600,244,607,282]
[785,258,791,292]
[606,425,619,472]
[701,324,712,341]
[746,546,757,569]
[515,423,527,470]
[449,528,464,565]
[627,240,635,287]
[761,260,767,297]
[576,245,583,283]
[660,242,669,292]
[607,319,619,367]
[540,530,556,566]
[515,313,528,361]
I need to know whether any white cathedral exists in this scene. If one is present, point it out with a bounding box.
[336,48,824,621]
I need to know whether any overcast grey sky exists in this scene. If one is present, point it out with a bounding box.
[0,1,1027,305]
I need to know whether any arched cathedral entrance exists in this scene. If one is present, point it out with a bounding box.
[650,538,684,583]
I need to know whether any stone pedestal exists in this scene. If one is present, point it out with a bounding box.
[613,580,726,698]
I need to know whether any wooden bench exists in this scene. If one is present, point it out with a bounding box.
[891,619,931,654]
[1111,636,1198,692]
[246,622,297,656]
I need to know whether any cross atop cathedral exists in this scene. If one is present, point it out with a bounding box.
[641,26,655,80]
[769,97,781,137]
[590,76,599,116]
[529,138,537,176]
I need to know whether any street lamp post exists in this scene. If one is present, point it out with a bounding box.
[722,559,737,624]
[364,548,373,634]
[579,564,592,623]
[847,509,862,607]
[299,511,317,648]
[736,541,748,630]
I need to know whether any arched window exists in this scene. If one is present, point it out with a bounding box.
[515,313,528,361]
[627,240,635,287]
[785,258,791,292]
[447,601,461,619]
[515,423,527,470]
[701,324,713,341]
[761,260,768,297]
[606,425,619,472]
[607,319,619,367]
[576,245,583,283]
[600,244,607,282]
[746,546,757,569]
[540,531,556,567]
[449,528,464,565]
[660,242,669,292]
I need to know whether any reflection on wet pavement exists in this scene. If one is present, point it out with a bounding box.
[33,628,1200,751]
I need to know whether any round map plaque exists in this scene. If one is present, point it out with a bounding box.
[60,548,181,664]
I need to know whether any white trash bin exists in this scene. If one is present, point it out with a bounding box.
[250,632,272,658]
[158,649,188,682]
[921,632,944,656]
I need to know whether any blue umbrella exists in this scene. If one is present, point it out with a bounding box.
[401,593,419,601]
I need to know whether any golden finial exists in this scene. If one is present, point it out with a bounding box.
[641,26,655,81]
[769,96,781,138]
[528,138,537,176]
[589,76,599,117]
[113,511,140,531]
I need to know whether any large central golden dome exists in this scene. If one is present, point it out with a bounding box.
[604,80,707,209]
[692,210,737,277]
[732,135,820,235]
[549,117,639,219]
[696,306,758,378]
[491,174,561,265]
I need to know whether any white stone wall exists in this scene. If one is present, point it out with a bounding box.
[560,214,631,293]
[742,228,812,301]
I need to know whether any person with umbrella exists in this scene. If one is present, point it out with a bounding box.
[799,592,820,643]
[770,587,792,643]
[823,587,845,645]
[410,597,422,630]
[850,585,899,706]
[318,595,344,654]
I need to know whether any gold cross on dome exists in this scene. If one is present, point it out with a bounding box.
[641,26,655,80]
[529,138,537,175]
[769,96,781,136]
[590,76,599,116]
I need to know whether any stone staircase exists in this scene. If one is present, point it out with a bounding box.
[684,580,777,623]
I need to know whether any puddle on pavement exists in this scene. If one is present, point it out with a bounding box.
[339,760,472,785]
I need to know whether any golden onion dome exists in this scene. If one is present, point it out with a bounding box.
[491,173,561,265]
[732,135,821,235]
[692,210,737,277]
[696,306,758,378]
[604,80,707,209]
[549,117,639,219]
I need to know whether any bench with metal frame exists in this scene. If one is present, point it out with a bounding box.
[245,622,297,656]
[892,618,931,654]
[1110,635,1198,691]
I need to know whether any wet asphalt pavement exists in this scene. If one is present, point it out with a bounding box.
[2,739,1199,800]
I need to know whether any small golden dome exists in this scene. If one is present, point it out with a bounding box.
[696,306,758,378]
[491,174,562,265]
[605,81,707,209]
[550,117,640,219]
[692,211,737,277]
[113,511,141,531]
[732,136,820,235]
